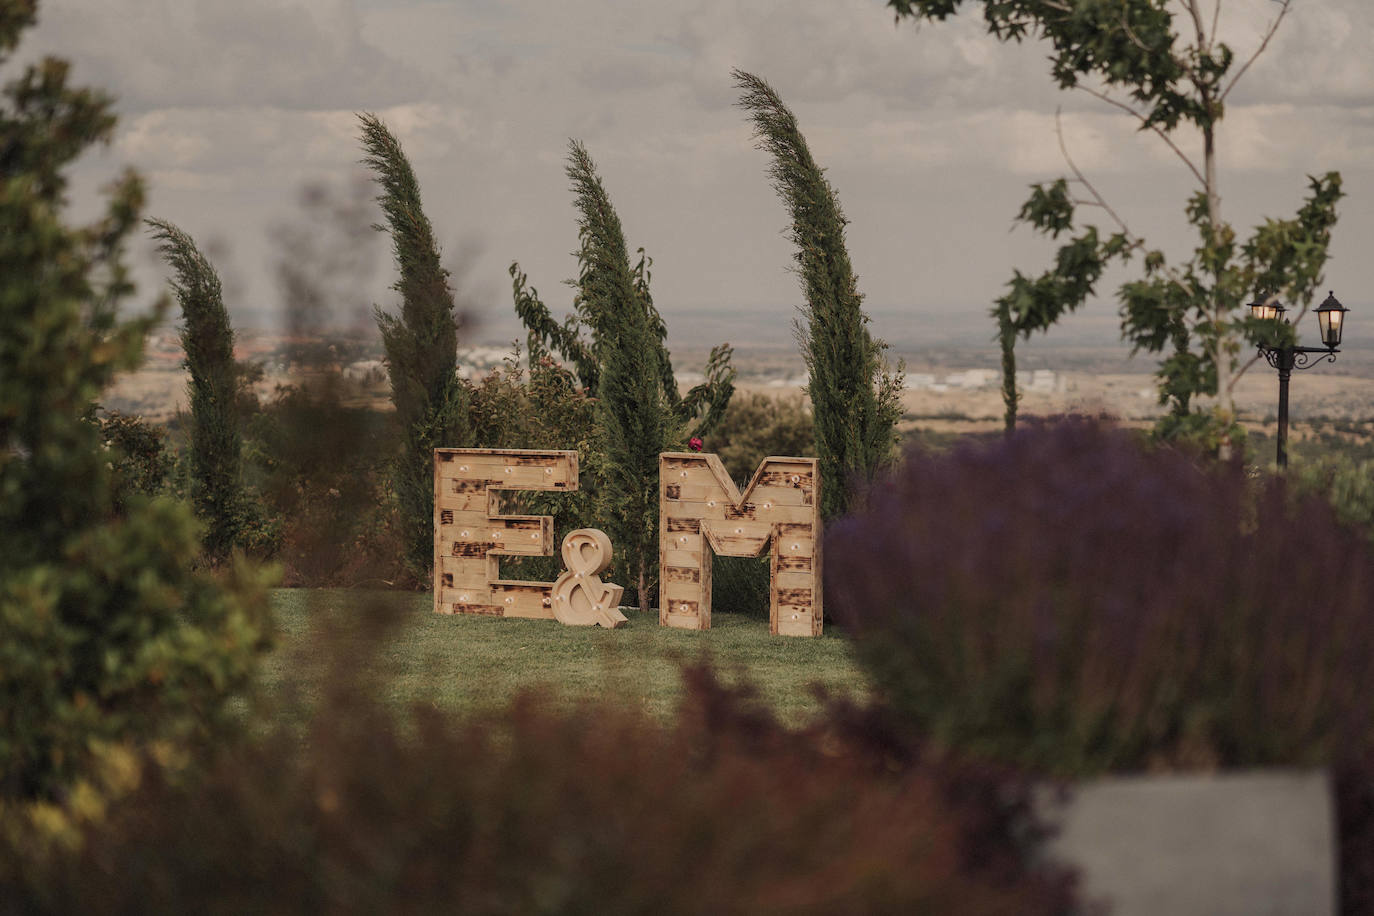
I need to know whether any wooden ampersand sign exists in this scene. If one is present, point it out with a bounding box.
[550,529,626,628]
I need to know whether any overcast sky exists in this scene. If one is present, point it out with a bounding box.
[18,0,1374,349]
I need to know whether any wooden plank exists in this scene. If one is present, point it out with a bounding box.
[701,525,770,558]
[433,452,444,616]
[662,610,704,631]
[757,469,815,489]
[491,581,556,620]
[776,615,815,638]
[775,570,816,592]
[663,565,701,583]
[662,592,702,614]
[673,500,728,521]
[703,520,772,541]
[438,556,490,588]
[435,492,487,513]
[663,484,716,503]
[667,467,730,492]
[664,534,701,554]
[487,467,559,489]
[436,508,490,531]
[747,494,807,516]
[502,603,557,621]
[439,586,493,607]
[661,578,705,602]
[661,548,701,568]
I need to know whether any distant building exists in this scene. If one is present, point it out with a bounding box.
[903,372,937,390]
[942,369,996,389]
[343,359,385,382]
[1012,370,1059,392]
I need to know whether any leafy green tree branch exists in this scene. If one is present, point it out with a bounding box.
[890,0,1338,451]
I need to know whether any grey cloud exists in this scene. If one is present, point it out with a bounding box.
[23,0,430,113]
[1226,2,1374,109]
[25,0,1374,327]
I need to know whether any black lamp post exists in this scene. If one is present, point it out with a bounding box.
[1250,290,1349,469]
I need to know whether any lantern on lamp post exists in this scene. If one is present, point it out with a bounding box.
[1249,290,1349,469]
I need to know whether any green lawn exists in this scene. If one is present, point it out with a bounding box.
[259,589,870,726]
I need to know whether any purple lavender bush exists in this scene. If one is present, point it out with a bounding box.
[827,417,1374,776]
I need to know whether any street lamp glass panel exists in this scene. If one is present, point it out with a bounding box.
[1316,291,1348,348]
[1249,299,1285,322]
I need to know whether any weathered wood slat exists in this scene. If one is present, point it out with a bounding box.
[660,548,701,568]
[439,586,493,607]
[663,565,701,583]
[490,581,556,619]
[436,491,487,511]
[775,570,814,591]
[438,556,491,588]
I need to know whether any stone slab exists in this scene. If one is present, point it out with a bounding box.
[1044,769,1335,916]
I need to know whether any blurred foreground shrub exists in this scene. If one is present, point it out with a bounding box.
[249,380,407,587]
[1,1,274,806]
[827,417,1374,776]
[95,410,174,513]
[1291,453,1374,546]
[2,654,1083,914]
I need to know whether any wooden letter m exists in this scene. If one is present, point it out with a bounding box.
[658,453,821,637]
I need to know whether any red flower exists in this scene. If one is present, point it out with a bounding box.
[688,437,703,452]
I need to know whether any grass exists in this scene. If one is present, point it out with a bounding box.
[259,589,869,726]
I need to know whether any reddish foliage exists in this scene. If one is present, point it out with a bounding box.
[8,662,1083,914]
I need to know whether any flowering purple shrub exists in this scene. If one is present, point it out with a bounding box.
[827,417,1374,775]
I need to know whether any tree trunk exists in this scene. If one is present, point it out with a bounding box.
[1203,119,1234,460]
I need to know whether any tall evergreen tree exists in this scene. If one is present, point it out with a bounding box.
[509,141,735,608]
[147,219,248,560]
[358,112,468,579]
[569,140,673,608]
[734,70,902,519]
[0,0,271,802]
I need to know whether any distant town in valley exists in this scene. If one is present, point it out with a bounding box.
[110,300,1374,450]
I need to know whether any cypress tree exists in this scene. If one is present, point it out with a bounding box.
[734,69,902,519]
[510,141,735,608]
[1,0,271,801]
[567,140,670,608]
[147,219,248,560]
[358,112,468,579]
